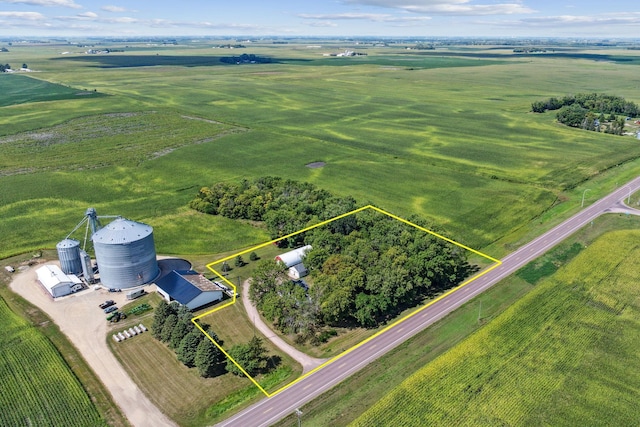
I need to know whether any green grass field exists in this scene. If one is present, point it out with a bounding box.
[353,229,640,426]
[1,43,640,262]
[0,296,107,427]
[0,73,105,107]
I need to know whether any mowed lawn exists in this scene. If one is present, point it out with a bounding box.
[109,294,302,427]
[353,229,640,426]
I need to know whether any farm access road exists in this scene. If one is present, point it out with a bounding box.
[9,273,176,427]
[219,176,640,427]
[241,280,327,373]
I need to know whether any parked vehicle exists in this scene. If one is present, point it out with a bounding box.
[104,305,118,314]
[108,312,127,322]
[99,300,115,309]
[126,288,146,300]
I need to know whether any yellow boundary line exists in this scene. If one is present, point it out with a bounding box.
[191,205,500,397]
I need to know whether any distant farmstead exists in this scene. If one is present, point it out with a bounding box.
[155,270,223,310]
[275,245,312,279]
[36,264,83,298]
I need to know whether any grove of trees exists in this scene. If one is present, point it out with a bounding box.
[192,177,475,343]
[249,209,476,341]
[531,93,639,135]
[219,53,272,64]
[190,176,357,245]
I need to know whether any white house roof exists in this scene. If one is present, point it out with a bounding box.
[275,245,312,268]
[36,265,81,292]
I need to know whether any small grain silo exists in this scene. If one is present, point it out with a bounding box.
[56,238,83,275]
[92,217,159,289]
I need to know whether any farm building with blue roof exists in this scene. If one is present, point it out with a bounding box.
[155,270,223,310]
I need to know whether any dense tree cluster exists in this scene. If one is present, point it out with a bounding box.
[225,336,270,377]
[152,301,225,377]
[152,300,275,378]
[531,93,639,116]
[190,176,357,245]
[0,63,11,72]
[513,47,547,53]
[219,53,272,64]
[531,93,638,135]
[249,259,320,337]
[250,210,475,339]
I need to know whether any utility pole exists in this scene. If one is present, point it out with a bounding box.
[477,300,482,324]
[295,409,303,427]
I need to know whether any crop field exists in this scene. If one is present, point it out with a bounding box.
[0,111,238,175]
[0,296,106,427]
[0,73,104,107]
[353,229,640,426]
[1,43,640,263]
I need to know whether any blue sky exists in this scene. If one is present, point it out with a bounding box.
[0,0,638,38]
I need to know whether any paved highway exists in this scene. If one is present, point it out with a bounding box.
[218,176,640,427]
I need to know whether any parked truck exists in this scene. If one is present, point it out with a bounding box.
[126,288,146,300]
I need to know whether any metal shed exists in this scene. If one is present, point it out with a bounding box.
[155,270,223,310]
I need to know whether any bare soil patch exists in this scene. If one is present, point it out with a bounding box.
[305,161,326,168]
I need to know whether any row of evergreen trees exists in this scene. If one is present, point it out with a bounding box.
[152,301,224,377]
[151,300,273,378]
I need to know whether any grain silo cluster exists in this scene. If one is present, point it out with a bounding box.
[49,208,160,296]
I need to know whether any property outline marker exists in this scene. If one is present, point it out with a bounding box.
[192,205,500,397]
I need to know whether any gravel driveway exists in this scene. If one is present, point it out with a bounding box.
[9,262,176,427]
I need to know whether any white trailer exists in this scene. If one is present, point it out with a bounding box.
[126,288,146,300]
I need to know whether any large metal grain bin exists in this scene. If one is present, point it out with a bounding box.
[92,217,159,289]
[57,238,82,275]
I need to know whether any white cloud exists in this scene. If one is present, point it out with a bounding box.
[342,0,534,15]
[101,5,126,13]
[76,11,97,18]
[147,18,268,32]
[308,20,338,27]
[496,12,640,28]
[298,12,431,23]
[0,0,81,8]
[0,10,45,20]
[107,16,137,23]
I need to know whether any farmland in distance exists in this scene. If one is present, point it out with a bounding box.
[1,42,640,261]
